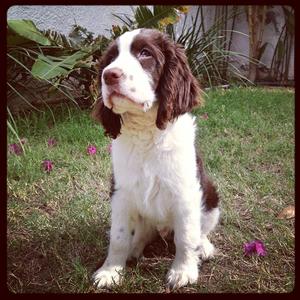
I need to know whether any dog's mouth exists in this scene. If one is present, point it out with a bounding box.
[109,92,142,107]
[108,92,151,112]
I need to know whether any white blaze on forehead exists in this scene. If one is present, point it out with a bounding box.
[117,29,141,53]
[101,28,156,112]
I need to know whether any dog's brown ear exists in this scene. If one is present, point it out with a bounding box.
[91,41,122,139]
[155,38,202,130]
[91,100,122,139]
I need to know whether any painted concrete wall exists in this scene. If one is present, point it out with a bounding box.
[7,5,294,80]
[7,5,135,37]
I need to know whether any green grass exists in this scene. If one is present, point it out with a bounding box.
[7,87,294,293]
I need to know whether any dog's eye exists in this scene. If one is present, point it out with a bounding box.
[139,49,152,58]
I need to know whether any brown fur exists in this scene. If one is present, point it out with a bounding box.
[91,100,122,139]
[91,40,122,139]
[155,36,201,130]
[196,153,219,211]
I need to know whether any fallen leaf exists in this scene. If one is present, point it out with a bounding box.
[277,205,295,219]
[200,113,209,120]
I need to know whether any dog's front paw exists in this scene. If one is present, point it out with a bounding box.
[92,266,123,289]
[166,263,198,290]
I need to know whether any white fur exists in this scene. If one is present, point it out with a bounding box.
[93,31,220,290]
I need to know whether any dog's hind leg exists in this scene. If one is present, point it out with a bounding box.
[198,206,220,260]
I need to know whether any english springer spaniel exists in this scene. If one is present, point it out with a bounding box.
[92,28,220,290]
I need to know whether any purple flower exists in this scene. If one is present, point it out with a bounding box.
[107,143,112,154]
[87,145,97,155]
[42,160,53,173]
[8,143,23,155]
[48,138,57,147]
[244,240,266,256]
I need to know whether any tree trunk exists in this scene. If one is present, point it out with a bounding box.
[247,5,267,83]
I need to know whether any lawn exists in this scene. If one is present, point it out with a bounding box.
[7,87,295,293]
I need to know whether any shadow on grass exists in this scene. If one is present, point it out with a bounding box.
[7,212,179,293]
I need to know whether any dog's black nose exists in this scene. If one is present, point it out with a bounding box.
[103,68,124,85]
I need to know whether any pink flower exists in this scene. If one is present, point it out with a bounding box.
[8,143,23,155]
[48,138,57,147]
[42,160,53,173]
[87,145,97,155]
[244,240,266,256]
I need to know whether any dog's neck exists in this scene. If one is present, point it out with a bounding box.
[120,103,158,134]
[118,103,167,150]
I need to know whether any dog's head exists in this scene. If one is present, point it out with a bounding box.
[92,28,201,139]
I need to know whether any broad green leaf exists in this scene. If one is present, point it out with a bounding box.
[31,50,89,80]
[31,57,69,79]
[7,28,33,46]
[8,19,51,46]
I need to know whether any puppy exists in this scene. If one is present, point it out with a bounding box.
[92,28,220,290]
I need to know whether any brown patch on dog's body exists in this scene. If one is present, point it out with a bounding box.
[196,153,219,211]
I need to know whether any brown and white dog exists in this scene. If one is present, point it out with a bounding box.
[92,28,220,290]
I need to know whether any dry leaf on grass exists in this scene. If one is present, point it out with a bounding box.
[200,113,209,120]
[277,205,295,219]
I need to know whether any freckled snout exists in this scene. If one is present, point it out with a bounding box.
[103,68,124,85]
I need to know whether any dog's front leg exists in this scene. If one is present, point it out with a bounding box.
[93,190,131,289]
[166,192,201,290]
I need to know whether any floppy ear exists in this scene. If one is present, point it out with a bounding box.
[91,47,122,139]
[91,99,122,139]
[155,39,202,130]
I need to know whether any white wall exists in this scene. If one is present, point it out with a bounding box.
[186,5,294,80]
[7,5,135,37]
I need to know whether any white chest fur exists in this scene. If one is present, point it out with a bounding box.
[111,111,201,224]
